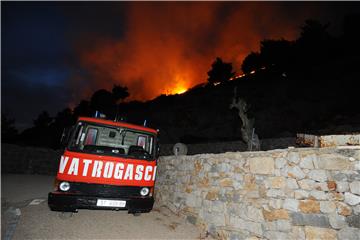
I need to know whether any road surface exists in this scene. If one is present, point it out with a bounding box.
[1,174,208,239]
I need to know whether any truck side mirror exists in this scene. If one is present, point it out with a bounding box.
[60,126,74,147]
[155,130,161,158]
[156,144,161,158]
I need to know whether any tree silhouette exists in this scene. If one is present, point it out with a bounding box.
[1,114,18,143]
[89,84,129,119]
[207,57,235,85]
[298,19,330,45]
[260,39,293,73]
[296,19,332,59]
[73,100,92,118]
[90,89,116,118]
[241,52,263,74]
[343,13,360,54]
[112,85,129,103]
[53,108,75,128]
[33,111,52,128]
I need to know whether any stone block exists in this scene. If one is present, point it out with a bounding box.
[287,166,305,180]
[264,231,288,239]
[304,226,337,240]
[299,155,315,169]
[210,201,226,213]
[286,178,299,189]
[355,161,360,171]
[354,205,360,215]
[219,178,233,187]
[186,215,197,225]
[336,181,350,192]
[299,200,320,213]
[249,157,274,175]
[318,154,352,170]
[327,181,336,191]
[329,192,345,201]
[320,201,336,213]
[336,202,352,216]
[217,162,231,172]
[229,216,263,236]
[246,205,264,222]
[269,176,286,189]
[185,194,201,208]
[329,213,348,229]
[275,219,292,232]
[309,190,328,200]
[269,199,283,209]
[288,152,300,164]
[290,226,305,240]
[344,192,360,206]
[202,211,226,226]
[349,181,360,195]
[262,209,289,221]
[229,231,247,240]
[308,170,327,182]
[298,179,315,190]
[275,157,286,169]
[266,189,285,198]
[294,190,309,200]
[291,213,330,228]
[313,182,328,191]
[283,199,299,212]
[337,227,360,240]
[333,173,348,181]
[349,173,360,182]
[346,215,360,228]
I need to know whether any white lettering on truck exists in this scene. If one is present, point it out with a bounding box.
[82,159,92,176]
[59,156,69,174]
[68,158,79,175]
[59,156,156,181]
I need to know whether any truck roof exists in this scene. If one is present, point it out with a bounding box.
[78,117,158,134]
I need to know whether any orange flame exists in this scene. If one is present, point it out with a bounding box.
[167,74,190,95]
[69,2,309,105]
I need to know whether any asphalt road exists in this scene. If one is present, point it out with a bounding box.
[1,174,207,239]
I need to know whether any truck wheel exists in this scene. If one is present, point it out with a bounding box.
[58,212,73,219]
[133,212,141,216]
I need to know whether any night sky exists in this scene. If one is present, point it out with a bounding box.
[2,2,360,130]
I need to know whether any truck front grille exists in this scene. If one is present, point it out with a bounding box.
[68,182,142,198]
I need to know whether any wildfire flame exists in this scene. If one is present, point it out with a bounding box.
[167,74,189,95]
[170,86,187,95]
[69,2,310,105]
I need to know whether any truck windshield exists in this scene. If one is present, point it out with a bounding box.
[68,121,155,160]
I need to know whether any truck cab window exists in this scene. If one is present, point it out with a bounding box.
[68,121,155,160]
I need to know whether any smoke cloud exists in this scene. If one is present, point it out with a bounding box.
[70,2,348,102]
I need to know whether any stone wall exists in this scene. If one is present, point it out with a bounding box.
[160,137,296,156]
[154,147,360,239]
[1,144,61,175]
[2,144,359,239]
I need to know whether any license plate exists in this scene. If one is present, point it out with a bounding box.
[96,199,126,208]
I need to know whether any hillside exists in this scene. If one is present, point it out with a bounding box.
[118,64,360,144]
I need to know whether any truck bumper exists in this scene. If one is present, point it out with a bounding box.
[48,192,154,213]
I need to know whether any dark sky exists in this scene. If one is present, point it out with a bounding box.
[2,2,360,130]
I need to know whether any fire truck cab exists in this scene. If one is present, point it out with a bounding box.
[48,116,159,215]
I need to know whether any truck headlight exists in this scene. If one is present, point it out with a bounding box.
[59,181,70,191]
[140,187,149,196]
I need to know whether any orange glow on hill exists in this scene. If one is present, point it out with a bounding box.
[169,86,188,95]
[167,74,190,95]
[69,2,304,104]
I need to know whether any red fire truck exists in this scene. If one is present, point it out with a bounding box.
[48,116,159,215]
